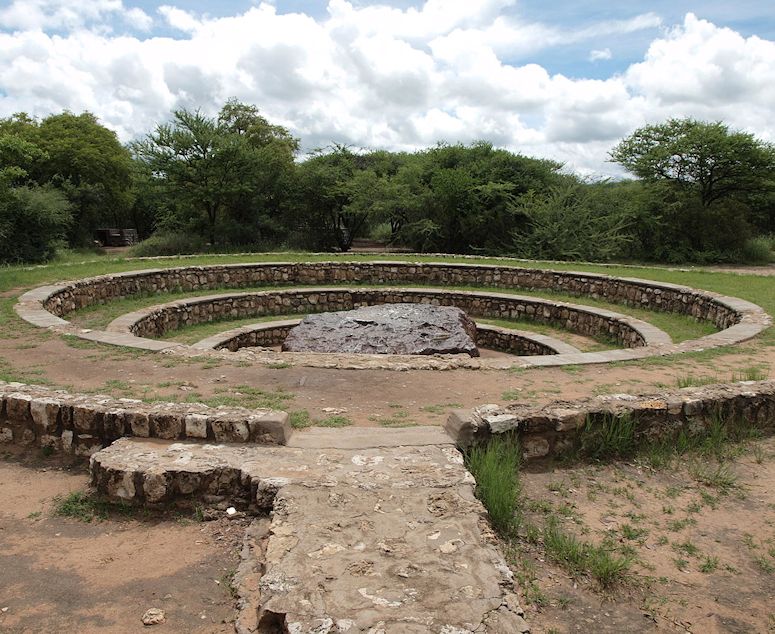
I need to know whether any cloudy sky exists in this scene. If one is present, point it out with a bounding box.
[0,0,773,175]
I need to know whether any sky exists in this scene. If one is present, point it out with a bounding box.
[0,1,773,176]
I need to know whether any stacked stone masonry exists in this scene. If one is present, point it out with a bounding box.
[15,260,770,367]
[124,288,653,349]
[40,261,744,328]
[446,380,775,461]
[0,380,291,456]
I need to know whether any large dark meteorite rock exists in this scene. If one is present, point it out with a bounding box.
[282,303,480,357]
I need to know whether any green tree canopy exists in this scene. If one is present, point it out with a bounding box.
[0,111,133,245]
[133,102,298,245]
[609,118,775,208]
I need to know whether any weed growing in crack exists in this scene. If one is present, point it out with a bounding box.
[465,435,522,536]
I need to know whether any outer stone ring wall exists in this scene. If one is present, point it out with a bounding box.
[15,260,771,369]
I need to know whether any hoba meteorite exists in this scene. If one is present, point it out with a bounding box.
[282,303,480,356]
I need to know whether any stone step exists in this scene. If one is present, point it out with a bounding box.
[89,436,529,632]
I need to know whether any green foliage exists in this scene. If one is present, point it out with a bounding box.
[510,181,634,261]
[289,410,313,429]
[542,517,632,588]
[317,415,352,427]
[0,185,71,263]
[465,435,522,535]
[576,413,638,461]
[741,236,774,264]
[53,491,134,522]
[0,111,133,247]
[610,118,774,208]
[133,101,297,246]
[130,231,206,256]
[610,118,775,262]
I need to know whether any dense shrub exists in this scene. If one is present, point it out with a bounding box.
[130,232,206,257]
[510,182,634,261]
[741,236,774,264]
[0,185,71,263]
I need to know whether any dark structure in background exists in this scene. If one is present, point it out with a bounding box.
[95,228,138,247]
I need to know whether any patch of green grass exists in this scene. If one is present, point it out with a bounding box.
[700,556,719,573]
[465,436,522,536]
[575,413,637,461]
[542,518,632,588]
[677,374,719,388]
[689,462,738,493]
[732,366,768,382]
[421,402,463,415]
[753,555,775,574]
[0,355,53,385]
[501,389,523,401]
[672,539,700,558]
[289,410,312,429]
[666,517,697,532]
[197,385,293,410]
[620,523,648,541]
[317,415,352,428]
[53,491,134,522]
[61,334,103,349]
[218,568,239,599]
[674,557,690,571]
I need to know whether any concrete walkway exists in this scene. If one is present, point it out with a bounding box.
[90,429,528,633]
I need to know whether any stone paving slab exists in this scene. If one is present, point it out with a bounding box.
[90,436,528,632]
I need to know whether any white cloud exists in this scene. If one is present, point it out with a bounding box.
[0,4,772,174]
[589,48,612,62]
[157,5,200,33]
[125,7,153,31]
[0,0,150,32]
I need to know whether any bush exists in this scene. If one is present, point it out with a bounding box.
[130,231,206,256]
[0,185,72,264]
[741,236,774,264]
[511,182,634,262]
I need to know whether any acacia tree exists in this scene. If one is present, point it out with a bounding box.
[610,118,775,259]
[133,103,297,245]
[610,118,774,208]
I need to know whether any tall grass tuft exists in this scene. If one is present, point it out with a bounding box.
[577,413,637,461]
[465,435,522,536]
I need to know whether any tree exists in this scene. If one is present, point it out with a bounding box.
[610,118,775,208]
[32,112,133,245]
[610,119,775,260]
[133,103,298,245]
[398,142,563,253]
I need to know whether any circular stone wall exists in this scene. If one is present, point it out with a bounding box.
[15,260,771,370]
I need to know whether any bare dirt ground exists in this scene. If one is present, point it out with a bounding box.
[511,436,775,634]
[0,451,244,634]
[1,262,773,633]
[0,328,772,428]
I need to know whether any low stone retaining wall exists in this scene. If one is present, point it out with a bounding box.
[0,381,291,456]
[34,261,747,329]
[115,288,665,349]
[446,380,775,461]
[15,260,770,368]
[193,318,581,357]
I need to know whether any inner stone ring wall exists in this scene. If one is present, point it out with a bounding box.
[15,261,771,370]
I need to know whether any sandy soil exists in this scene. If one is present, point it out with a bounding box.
[0,453,244,634]
[512,436,775,633]
[0,327,772,428]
